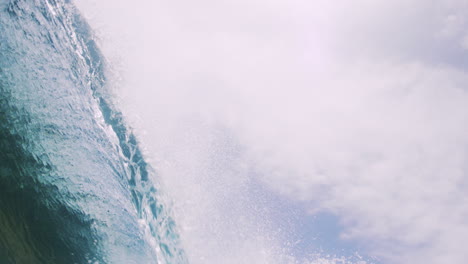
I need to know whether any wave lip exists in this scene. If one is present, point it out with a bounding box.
[0,0,187,263]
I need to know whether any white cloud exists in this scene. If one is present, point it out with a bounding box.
[75,0,468,263]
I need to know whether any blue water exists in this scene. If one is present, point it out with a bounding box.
[0,0,187,263]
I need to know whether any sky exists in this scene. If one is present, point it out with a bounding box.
[75,0,468,263]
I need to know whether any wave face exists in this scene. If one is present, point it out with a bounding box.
[0,0,187,263]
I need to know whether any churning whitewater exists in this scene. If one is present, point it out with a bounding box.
[0,0,187,263]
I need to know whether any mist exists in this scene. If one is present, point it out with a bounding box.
[76,0,468,263]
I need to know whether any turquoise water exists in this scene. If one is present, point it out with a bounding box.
[0,0,187,263]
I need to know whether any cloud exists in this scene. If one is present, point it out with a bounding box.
[75,0,468,263]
